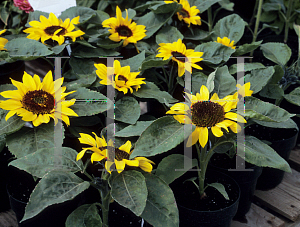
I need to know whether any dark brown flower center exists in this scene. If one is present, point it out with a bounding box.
[179,9,190,18]
[116,25,133,37]
[171,51,186,63]
[107,146,130,161]
[191,101,225,127]
[44,26,66,36]
[22,90,55,114]
[117,75,128,82]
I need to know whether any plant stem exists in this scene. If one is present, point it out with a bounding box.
[249,0,259,27]
[207,7,213,32]
[196,143,207,197]
[284,0,294,43]
[99,173,111,227]
[250,0,264,58]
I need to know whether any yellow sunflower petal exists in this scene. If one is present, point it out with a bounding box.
[225,112,247,123]
[211,126,224,137]
[115,160,126,173]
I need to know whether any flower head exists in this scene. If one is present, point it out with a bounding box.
[215,37,236,49]
[13,0,33,13]
[177,0,201,27]
[166,85,247,148]
[95,60,146,94]
[76,133,154,174]
[236,82,253,97]
[0,71,78,127]
[102,6,146,46]
[23,13,85,45]
[156,39,203,77]
[0,29,8,51]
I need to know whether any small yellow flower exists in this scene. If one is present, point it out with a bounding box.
[156,39,203,77]
[95,60,146,94]
[215,37,236,49]
[166,85,247,148]
[102,6,147,47]
[236,82,253,97]
[0,71,78,127]
[0,29,8,51]
[23,12,85,45]
[176,0,201,27]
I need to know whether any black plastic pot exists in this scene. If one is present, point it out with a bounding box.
[209,154,262,218]
[0,61,25,85]
[246,125,298,190]
[171,170,240,227]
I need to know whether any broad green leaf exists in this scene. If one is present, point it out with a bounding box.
[229,62,265,74]
[218,0,234,11]
[262,2,282,11]
[140,57,171,71]
[207,183,229,200]
[120,51,145,72]
[72,45,120,58]
[68,57,96,78]
[64,72,97,90]
[206,70,215,93]
[59,6,97,24]
[195,42,235,65]
[212,14,245,43]
[141,173,179,227]
[133,82,177,104]
[9,147,83,178]
[0,7,9,25]
[212,66,236,98]
[51,43,69,54]
[239,66,275,94]
[22,171,90,222]
[68,87,113,116]
[150,2,180,14]
[76,40,97,49]
[240,96,294,122]
[115,96,140,124]
[294,24,300,37]
[238,136,291,172]
[6,123,62,158]
[109,170,147,216]
[115,121,154,137]
[259,84,284,99]
[194,0,221,12]
[156,26,183,45]
[0,109,25,137]
[5,38,53,60]
[266,65,284,84]
[155,154,198,185]
[131,116,188,158]
[101,123,129,148]
[178,72,208,95]
[260,42,291,66]
[76,0,96,8]
[232,41,262,56]
[66,203,102,227]
[97,38,124,49]
[284,87,300,106]
[183,28,211,40]
[136,6,180,39]
[253,118,298,130]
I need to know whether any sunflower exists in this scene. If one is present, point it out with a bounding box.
[23,12,85,45]
[215,37,236,49]
[95,60,146,94]
[0,29,8,51]
[177,0,201,26]
[237,82,253,97]
[166,85,248,148]
[0,71,78,127]
[105,140,154,173]
[156,39,203,77]
[102,6,146,47]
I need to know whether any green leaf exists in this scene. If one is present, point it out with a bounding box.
[69,57,96,77]
[218,0,234,11]
[120,50,145,72]
[195,42,235,65]
[229,62,265,74]
[140,57,171,71]
[22,171,90,222]
[207,183,229,200]
[133,81,178,104]
[59,6,97,24]
[5,38,53,60]
[212,14,245,43]
[68,87,113,116]
[64,72,97,90]
[0,7,9,25]
[76,40,97,49]
[232,41,262,56]
[66,203,102,227]
[51,43,69,55]
[178,72,208,95]
[141,173,179,227]
[284,87,300,106]
[294,23,300,37]
[239,66,275,94]
[6,123,64,158]
[9,147,83,178]
[115,121,154,137]
[136,6,179,39]
[0,109,25,137]
[212,66,237,98]
[76,0,96,7]
[253,118,298,130]
[109,170,147,216]
[97,38,124,49]
[183,28,211,40]
[72,45,120,58]
[240,96,294,122]
[260,42,291,66]
[155,154,198,185]
[206,71,215,93]
[238,136,291,172]
[131,116,188,158]
[262,3,282,11]
[101,123,129,148]
[259,84,284,99]
[156,26,183,45]
[150,2,180,14]
[115,96,140,124]
[268,65,284,84]
[194,0,221,13]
